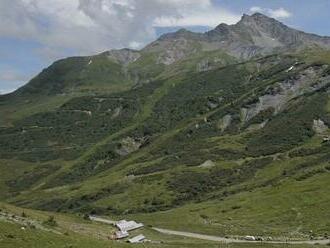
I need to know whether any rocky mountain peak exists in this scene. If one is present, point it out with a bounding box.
[235,12,289,36]
[157,28,202,41]
[142,13,330,64]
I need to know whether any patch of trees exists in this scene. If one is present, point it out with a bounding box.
[168,157,272,204]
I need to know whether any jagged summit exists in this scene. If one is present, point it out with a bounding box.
[242,12,277,21]
[144,12,330,61]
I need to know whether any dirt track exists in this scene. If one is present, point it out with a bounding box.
[90,216,330,245]
[152,227,330,245]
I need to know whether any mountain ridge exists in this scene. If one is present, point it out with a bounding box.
[2,12,330,99]
[145,12,330,61]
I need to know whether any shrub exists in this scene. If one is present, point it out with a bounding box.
[43,216,57,227]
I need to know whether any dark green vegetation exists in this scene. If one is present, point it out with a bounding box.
[1,13,330,246]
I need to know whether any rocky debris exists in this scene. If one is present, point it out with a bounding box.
[61,110,92,116]
[286,65,295,72]
[94,97,107,103]
[241,65,330,123]
[111,106,122,119]
[247,120,269,131]
[206,97,220,109]
[197,59,212,72]
[207,101,218,109]
[217,115,232,132]
[84,110,92,116]
[156,39,198,65]
[313,119,328,134]
[198,160,216,168]
[106,48,141,66]
[259,120,268,128]
[125,175,136,182]
[115,137,143,156]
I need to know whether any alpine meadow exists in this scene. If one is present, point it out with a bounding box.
[1,4,330,247]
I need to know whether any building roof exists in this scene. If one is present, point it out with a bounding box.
[128,234,145,243]
[116,220,144,232]
[115,230,129,239]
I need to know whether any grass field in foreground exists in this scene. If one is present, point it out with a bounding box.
[0,203,321,248]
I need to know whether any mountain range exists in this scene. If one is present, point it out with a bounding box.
[1,13,330,242]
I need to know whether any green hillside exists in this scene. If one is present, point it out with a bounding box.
[0,203,320,248]
[1,13,330,247]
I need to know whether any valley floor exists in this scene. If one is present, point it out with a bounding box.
[0,203,328,248]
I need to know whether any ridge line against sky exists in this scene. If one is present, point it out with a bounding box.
[0,0,330,94]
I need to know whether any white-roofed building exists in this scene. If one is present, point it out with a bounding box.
[128,234,145,243]
[116,220,144,232]
[115,230,129,239]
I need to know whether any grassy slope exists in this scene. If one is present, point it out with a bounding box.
[0,53,135,127]
[129,172,330,237]
[0,203,318,248]
[1,50,330,243]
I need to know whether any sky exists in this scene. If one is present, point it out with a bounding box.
[0,0,330,94]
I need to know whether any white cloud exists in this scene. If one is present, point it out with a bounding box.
[250,6,263,13]
[0,0,241,61]
[129,41,143,50]
[268,8,292,19]
[152,0,240,27]
[153,9,240,27]
[249,6,292,19]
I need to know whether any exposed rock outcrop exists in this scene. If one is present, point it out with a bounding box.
[106,48,141,66]
[313,119,328,134]
[115,137,142,156]
[217,115,232,132]
[198,160,216,168]
[241,65,330,123]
